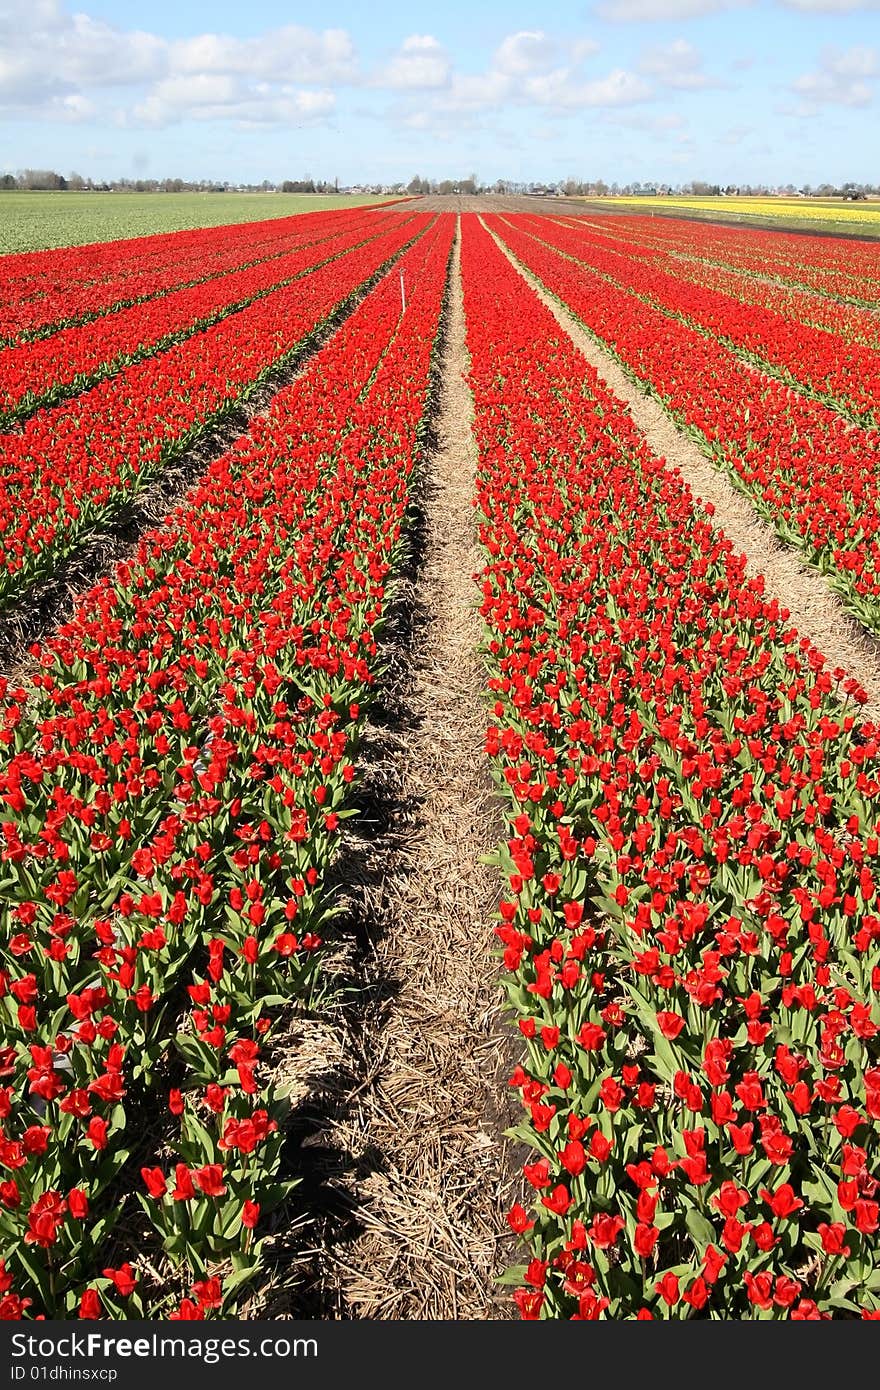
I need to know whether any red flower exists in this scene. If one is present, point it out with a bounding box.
[172,1165,195,1201]
[192,1277,222,1310]
[656,1011,685,1039]
[712,1181,749,1218]
[760,1183,803,1219]
[682,1277,709,1310]
[78,1289,101,1319]
[789,1300,825,1321]
[141,1167,167,1199]
[744,1271,773,1310]
[513,1288,543,1319]
[854,1200,879,1234]
[575,1291,609,1319]
[272,932,298,957]
[655,1272,680,1307]
[68,1188,88,1220]
[103,1264,137,1297]
[541,1184,571,1216]
[633,1224,659,1258]
[523,1159,551,1189]
[818,1222,851,1256]
[774,1276,802,1309]
[169,1299,203,1321]
[85,1117,108,1151]
[559,1140,586,1176]
[589,1213,624,1249]
[193,1164,227,1198]
[25,1192,67,1248]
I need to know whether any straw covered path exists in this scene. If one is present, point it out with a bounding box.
[280,218,518,1319]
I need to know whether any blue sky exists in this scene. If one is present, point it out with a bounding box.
[1,0,879,186]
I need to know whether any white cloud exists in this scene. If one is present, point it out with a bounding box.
[169,27,356,84]
[782,0,880,9]
[792,45,878,107]
[59,16,166,86]
[60,92,97,121]
[422,29,645,115]
[639,38,720,89]
[132,78,336,129]
[438,71,515,112]
[377,35,451,90]
[431,63,652,115]
[0,3,356,127]
[0,0,64,34]
[495,31,560,76]
[596,0,748,18]
[525,67,652,106]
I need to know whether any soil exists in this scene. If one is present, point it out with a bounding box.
[258,218,520,1320]
[385,194,594,216]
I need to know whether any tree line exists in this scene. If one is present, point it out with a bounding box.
[0,171,340,194]
[3,169,878,199]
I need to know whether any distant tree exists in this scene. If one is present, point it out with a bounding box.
[21,168,65,190]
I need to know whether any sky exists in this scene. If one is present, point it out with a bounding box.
[1,0,879,187]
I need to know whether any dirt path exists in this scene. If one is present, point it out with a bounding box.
[482,216,880,722]
[311,217,515,1319]
[388,193,590,216]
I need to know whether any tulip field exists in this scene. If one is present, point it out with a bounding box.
[2,201,880,1320]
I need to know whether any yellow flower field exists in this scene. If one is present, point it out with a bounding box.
[597,194,880,230]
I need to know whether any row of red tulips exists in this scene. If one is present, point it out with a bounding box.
[555,216,880,352]
[1,205,397,344]
[461,213,880,1318]
[486,215,880,638]
[0,209,405,423]
[0,214,431,611]
[0,213,454,1319]
[518,214,880,427]
[573,211,880,309]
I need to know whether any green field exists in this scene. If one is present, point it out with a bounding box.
[0,191,398,254]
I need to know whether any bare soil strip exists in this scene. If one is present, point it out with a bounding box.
[328,220,514,1319]
[271,218,516,1319]
[393,194,590,216]
[483,217,880,722]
